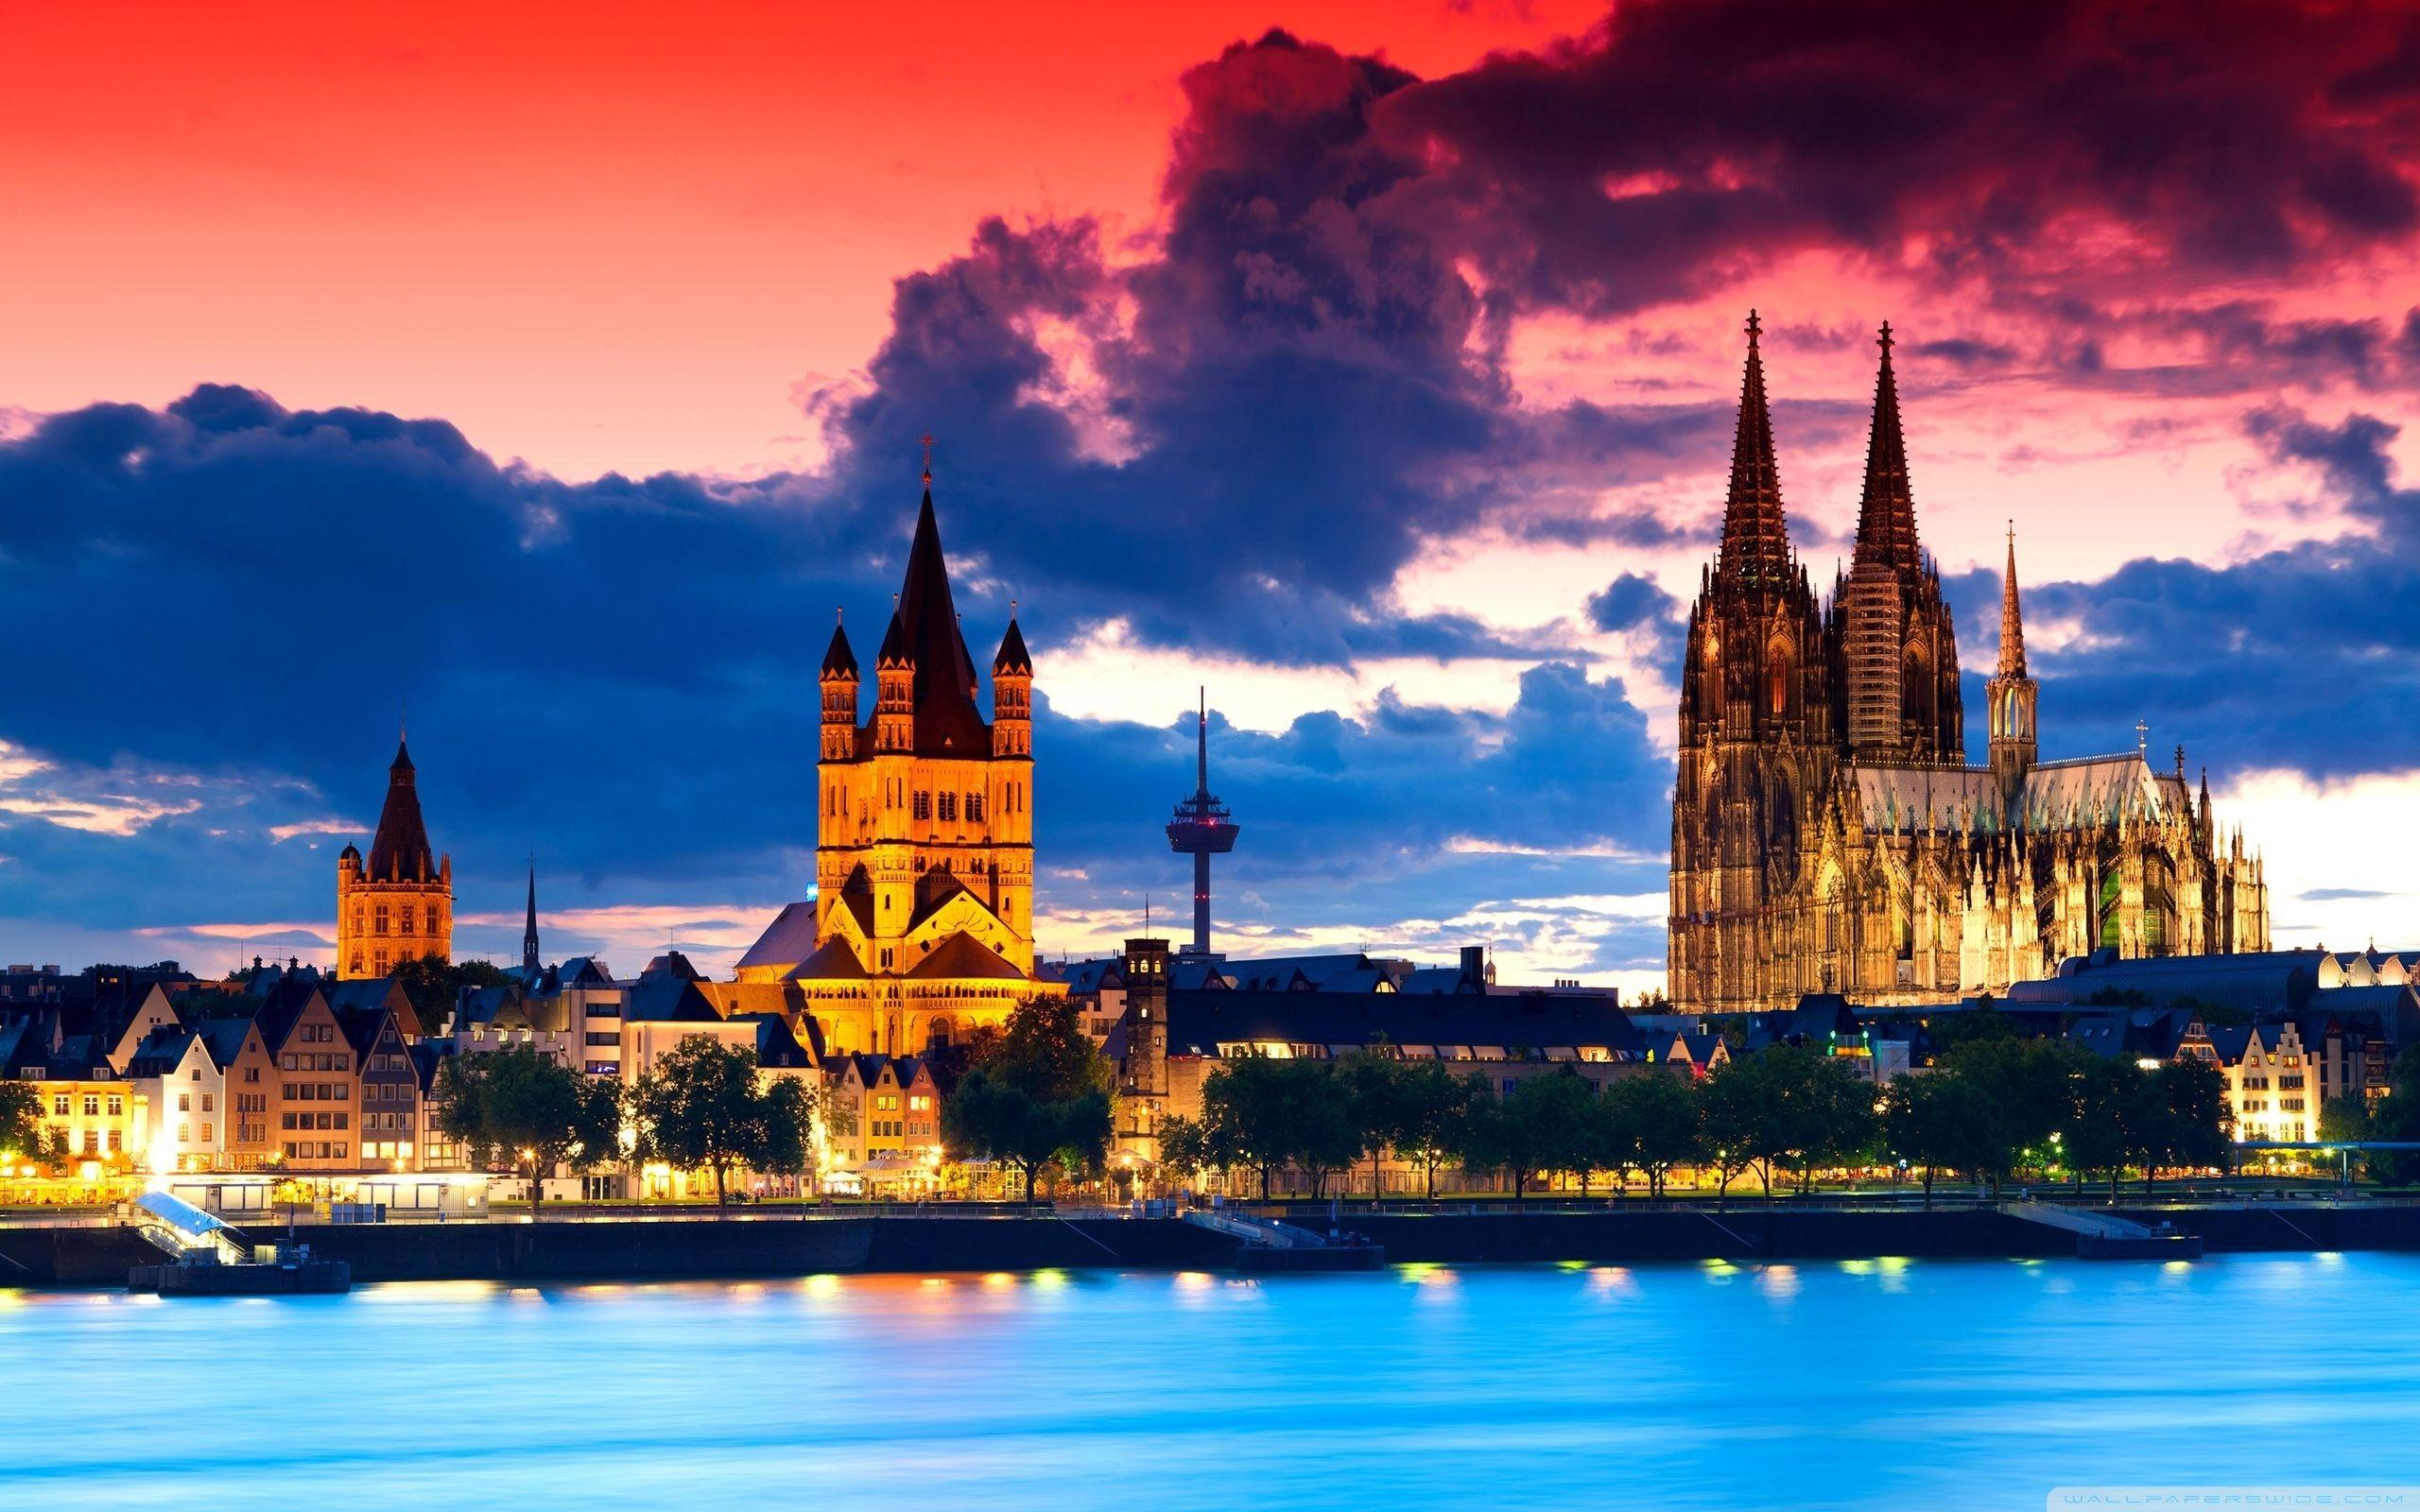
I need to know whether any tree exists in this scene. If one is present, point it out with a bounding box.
[631,1034,815,1207]
[393,954,511,1038]
[2319,1093,2372,1145]
[2065,1057,2163,1199]
[1696,1054,1770,1208]
[1200,1055,1300,1199]
[2364,1046,2420,1186]
[989,997,1112,1104]
[1607,1072,1701,1198]
[0,1082,42,1163]
[1281,1060,1366,1200]
[1460,1071,1596,1207]
[941,1068,1109,1202]
[2149,1058,2231,1186]
[433,1047,622,1218]
[1157,1113,1215,1186]
[939,995,1115,1202]
[1883,1072,1991,1207]
[1339,1045,1405,1198]
[1947,1037,2087,1192]
[1378,1058,1480,1201]
[1699,1046,1866,1203]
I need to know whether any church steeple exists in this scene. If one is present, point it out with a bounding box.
[1988,524,2038,797]
[1996,524,2029,679]
[1717,311,1793,589]
[522,860,540,976]
[1852,322,1921,575]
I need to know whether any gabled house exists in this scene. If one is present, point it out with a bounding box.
[341,1001,422,1170]
[126,1026,224,1172]
[1665,1032,1731,1078]
[256,984,362,1171]
[196,1016,278,1170]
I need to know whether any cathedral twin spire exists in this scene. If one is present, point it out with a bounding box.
[1852,322,1922,576]
[1715,311,1795,590]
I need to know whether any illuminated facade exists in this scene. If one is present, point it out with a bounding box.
[337,739,452,979]
[1669,317,2270,1014]
[736,472,1063,1056]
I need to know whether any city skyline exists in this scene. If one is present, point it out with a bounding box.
[4,2,2419,993]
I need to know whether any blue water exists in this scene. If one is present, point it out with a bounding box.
[3,1255,2415,1510]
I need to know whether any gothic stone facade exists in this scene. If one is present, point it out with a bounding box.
[735,475,1062,1057]
[1668,317,2269,1014]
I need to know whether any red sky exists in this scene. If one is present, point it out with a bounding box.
[3,1,1599,478]
[4,1,2418,984]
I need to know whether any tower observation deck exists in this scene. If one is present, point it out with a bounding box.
[1166,688,1240,957]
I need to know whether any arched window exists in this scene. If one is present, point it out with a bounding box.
[1767,656,1789,717]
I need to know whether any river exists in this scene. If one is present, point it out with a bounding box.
[4,1254,2415,1510]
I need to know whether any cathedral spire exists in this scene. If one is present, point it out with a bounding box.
[1717,311,1792,588]
[1852,322,1921,575]
[1997,524,2029,679]
[522,859,540,976]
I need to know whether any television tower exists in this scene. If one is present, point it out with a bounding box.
[1166,688,1240,957]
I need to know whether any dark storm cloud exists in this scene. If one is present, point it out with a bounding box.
[1377,0,2420,316]
[1954,406,2420,781]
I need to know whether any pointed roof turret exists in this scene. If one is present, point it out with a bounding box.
[367,737,435,883]
[994,612,1031,677]
[1996,524,2029,679]
[875,608,909,670]
[1852,321,1922,575]
[821,611,859,680]
[1718,310,1793,588]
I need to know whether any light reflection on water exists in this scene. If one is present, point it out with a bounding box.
[4,1254,2417,1511]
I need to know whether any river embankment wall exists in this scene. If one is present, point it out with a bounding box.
[8,1203,2420,1286]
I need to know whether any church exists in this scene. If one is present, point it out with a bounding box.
[735,467,1063,1055]
[1668,316,2270,1014]
[336,737,452,979]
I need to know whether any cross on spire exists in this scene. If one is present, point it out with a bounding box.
[2135,719,2150,756]
[919,432,935,485]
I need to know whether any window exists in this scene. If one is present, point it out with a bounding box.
[938,792,957,822]
[373,904,389,936]
[178,1123,190,1143]
[51,1095,67,1116]
[106,1129,121,1153]
[178,1093,191,1112]
[83,1095,98,1117]
[967,794,985,823]
[202,1093,215,1113]
[402,904,416,935]
[107,1095,123,1116]
[912,791,932,821]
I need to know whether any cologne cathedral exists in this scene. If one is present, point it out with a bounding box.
[1668,316,2270,1014]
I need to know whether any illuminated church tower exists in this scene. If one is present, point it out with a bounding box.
[336,737,452,979]
[736,456,1060,1056]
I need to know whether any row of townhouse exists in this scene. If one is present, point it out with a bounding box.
[8,949,977,1193]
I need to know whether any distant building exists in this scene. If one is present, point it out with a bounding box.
[1669,315,2269,1014]
[1107,937,1644,1172]
[337,738,453,978]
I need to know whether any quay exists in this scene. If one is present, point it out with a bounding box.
[6,1196,2420,1287]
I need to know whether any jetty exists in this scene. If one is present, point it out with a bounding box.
[124,1190,351,1296]
[1999,1200,2204,1260]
